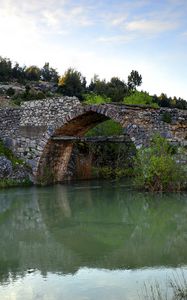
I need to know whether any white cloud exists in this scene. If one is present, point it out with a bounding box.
[126,19,178,34]
[97,35,135,44]
[111,16,127,26]
[0,0,186,99]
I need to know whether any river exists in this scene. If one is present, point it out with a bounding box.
[0,179,186,300]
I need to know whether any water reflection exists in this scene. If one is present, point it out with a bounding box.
[0,180,187,298]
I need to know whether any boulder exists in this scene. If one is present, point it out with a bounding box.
[0,156,13,178]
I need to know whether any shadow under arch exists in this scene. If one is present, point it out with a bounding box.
[36,109,131,184]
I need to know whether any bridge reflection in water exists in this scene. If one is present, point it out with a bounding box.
[0,180,187,283]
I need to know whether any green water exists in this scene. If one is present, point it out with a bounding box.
[0,179,186,300]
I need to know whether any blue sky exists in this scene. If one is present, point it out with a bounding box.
[0,0,187,98]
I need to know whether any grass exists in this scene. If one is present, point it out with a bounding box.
[0,178,32,188]
[170,271,187,299]
[139,270,187,300]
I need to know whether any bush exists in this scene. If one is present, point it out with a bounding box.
[83,93,111,105]
[134,135,187,191]
[12,88,46,105]
[124,91,159,108]
[6,87,15,96]
[0,139,24,166]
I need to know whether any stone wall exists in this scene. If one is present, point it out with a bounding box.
[0,96,186,183]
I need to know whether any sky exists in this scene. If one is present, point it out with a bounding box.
[0,0,187,99]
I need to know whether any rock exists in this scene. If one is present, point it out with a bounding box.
[0,156,13,178]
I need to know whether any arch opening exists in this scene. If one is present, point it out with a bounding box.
[36,110,134,184]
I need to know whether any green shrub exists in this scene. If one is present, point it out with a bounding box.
[6,87,15,96]
[83,93,111,105]
[161,111,172,123]
[12,89,46,105]
[134,135,187,191]
[0,178,32,188]
[124,91,159,108]
[0,139,24,166]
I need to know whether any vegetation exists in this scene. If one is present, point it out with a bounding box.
[83,93,111,105]
[58,68,86,99]
[41,62,59,83]
[127,70,142,91]
[161,111,172,123]
[0,139,24,166]
[0,56,59,83]
[0,55,186,109]
[139,271,187,300]
[75,120,136,179]
[0,178,32,188]
[0,139,32,188]
[88,75,129,102]
[0,56,12,81]
[86,119,122,136]
[134,135,187,192]
[153,93,187,110]
[124,90,159,108]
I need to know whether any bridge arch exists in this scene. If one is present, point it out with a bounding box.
[35,106,132,183]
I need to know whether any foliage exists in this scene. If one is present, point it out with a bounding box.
[153,93,187,109]
[86,120,123,137]
[41,62,59,83]
[0,55,186,108]
[0,139,24,166]
[124,91,159,108]
[13,85,46,105]
[6,87,15,96]
[37,166,54,186]
[92,166,134,179]
[83,93,111,105]
[0,56,12,81]
[58,68,86,100]
[0,178,32,188]
[25,65,41,81]
[161,111,172,123]
[106,77,128,102]
[88,74,108,96]
[11,63,26,83]
[134,135,187,191]
[83,120,136,179]
[127,70,142,91]
[88,75,129,102]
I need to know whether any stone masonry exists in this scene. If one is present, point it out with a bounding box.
[0,97,186,183]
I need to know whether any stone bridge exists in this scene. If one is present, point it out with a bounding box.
[0,97,186,183]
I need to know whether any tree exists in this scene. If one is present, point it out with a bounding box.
[58,68,86,99]
[106,77,128,102]
[41,62,59,83]
[0,56,12,81]
[128,70,142,91]
[175,97,187,110]
[158,93,170,107]
[88,75,108,96]
[12,63,26,82]
[25,65,41,81]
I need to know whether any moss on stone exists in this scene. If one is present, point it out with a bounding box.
[0,139,24,167]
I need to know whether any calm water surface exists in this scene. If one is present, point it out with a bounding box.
[0,179,187,300]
